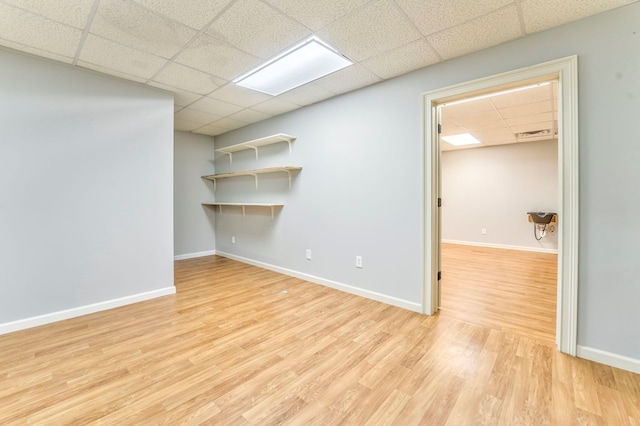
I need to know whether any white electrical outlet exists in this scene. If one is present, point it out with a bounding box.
[232,236,236,244]
[356,256,363,268]
[306,249,311,260]
[481,228,487,235]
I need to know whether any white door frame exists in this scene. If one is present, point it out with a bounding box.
[422,56,579,355]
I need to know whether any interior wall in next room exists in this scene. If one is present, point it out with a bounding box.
[441,139,558,251]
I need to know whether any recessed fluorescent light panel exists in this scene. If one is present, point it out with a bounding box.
[441,133,481,146]
[233,36,353,96]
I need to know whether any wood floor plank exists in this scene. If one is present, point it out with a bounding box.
[440,243,557,345]
[0,254,638,424]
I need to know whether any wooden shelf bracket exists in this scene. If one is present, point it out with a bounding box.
[216,133,296,164]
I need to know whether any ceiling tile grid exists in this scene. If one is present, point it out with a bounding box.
[0,2,83,58]
[79,34,166,79]
[264,0,370,32]
[427,6,524,60]
[520,0,636,33]
[396,0,513,36]
[362,39,440,80]
[318,0,422,62]
[441,83,559,151]
[205,0,311,59]
[151,62,225,95]
[1,0,94,29]
[188,96,244,116]
[172,33,262,81]
[131,0,234,30]
[0,0,636,136]
[89,0,198,59]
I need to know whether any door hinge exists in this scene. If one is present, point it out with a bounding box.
[437,271,441,281]
[437,123,442,134]
[438,198,442,207]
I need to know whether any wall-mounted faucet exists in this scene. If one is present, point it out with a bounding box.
[527,212,557,241]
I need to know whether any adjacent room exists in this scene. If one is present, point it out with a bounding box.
[438,81,559,344]
[1,0,639,423]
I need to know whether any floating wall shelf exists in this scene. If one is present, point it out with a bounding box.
[202,166,302,190]
[203,202,283,218]
[216,133,296,163]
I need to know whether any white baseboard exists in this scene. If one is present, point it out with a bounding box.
[442,239,558,254]
[216,251,422,313]
[577,345,640,374]
[174,250,216,260]
[0,286,176,336]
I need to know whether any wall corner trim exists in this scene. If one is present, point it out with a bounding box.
[577,345,640,374]
[0,287,176,336]
[174,250,217,261]
[216,251,422,313]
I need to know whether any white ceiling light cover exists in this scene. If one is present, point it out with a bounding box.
[233,36,353,96]
[441,133,481,146]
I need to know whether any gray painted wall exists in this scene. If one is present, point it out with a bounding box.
[0,49,174,324]
[215,3,640,360]
[174,131,216,257]
[441,140,558,251]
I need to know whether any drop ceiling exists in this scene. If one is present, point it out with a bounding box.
[0,0,635,136]
[441,81,558,151]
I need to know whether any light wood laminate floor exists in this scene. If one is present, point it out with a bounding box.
[1,255,639,424]
[439,243,557,345]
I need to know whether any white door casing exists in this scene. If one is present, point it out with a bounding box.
[422,56,579,355]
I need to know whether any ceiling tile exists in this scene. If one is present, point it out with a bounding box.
[205,0,311,59]
[211,117,248,130]
[148,81,202,106]
[175,107,222,125]
[0,3,82,58]
[318,0,422,62]
[229,108,272,124]
[264,0,370,31]
[490,85,553,109]
[174,33,261,80]
[192,123,228,136]
[427,6,522,60]
[521,0,635,34]
[396,0,512,36]
[131,0,233,30]
[175,117,204,131]
[277,82,336,106]
[188,96,245,116]
[90,0,197,59]
[444,98,496,115]
[152,62,224,95]
[498,100,552,119]
[313,64,381,94]
[473,127,517,143]
[445,107,501,125]
[1,0,93,29]
[362,39,440,79]
[510,121,555,134]
[0,41,74,64]
[208,84,272,108]
[76,61,148,83]
[505,112,554,127]
[79,34,166,79]
[172,91,202,107]
[252,98,301,116]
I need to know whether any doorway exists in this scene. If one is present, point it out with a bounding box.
[438,80,559,344]
[422,56,579,355]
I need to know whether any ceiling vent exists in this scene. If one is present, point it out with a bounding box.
[515,123,558,142]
